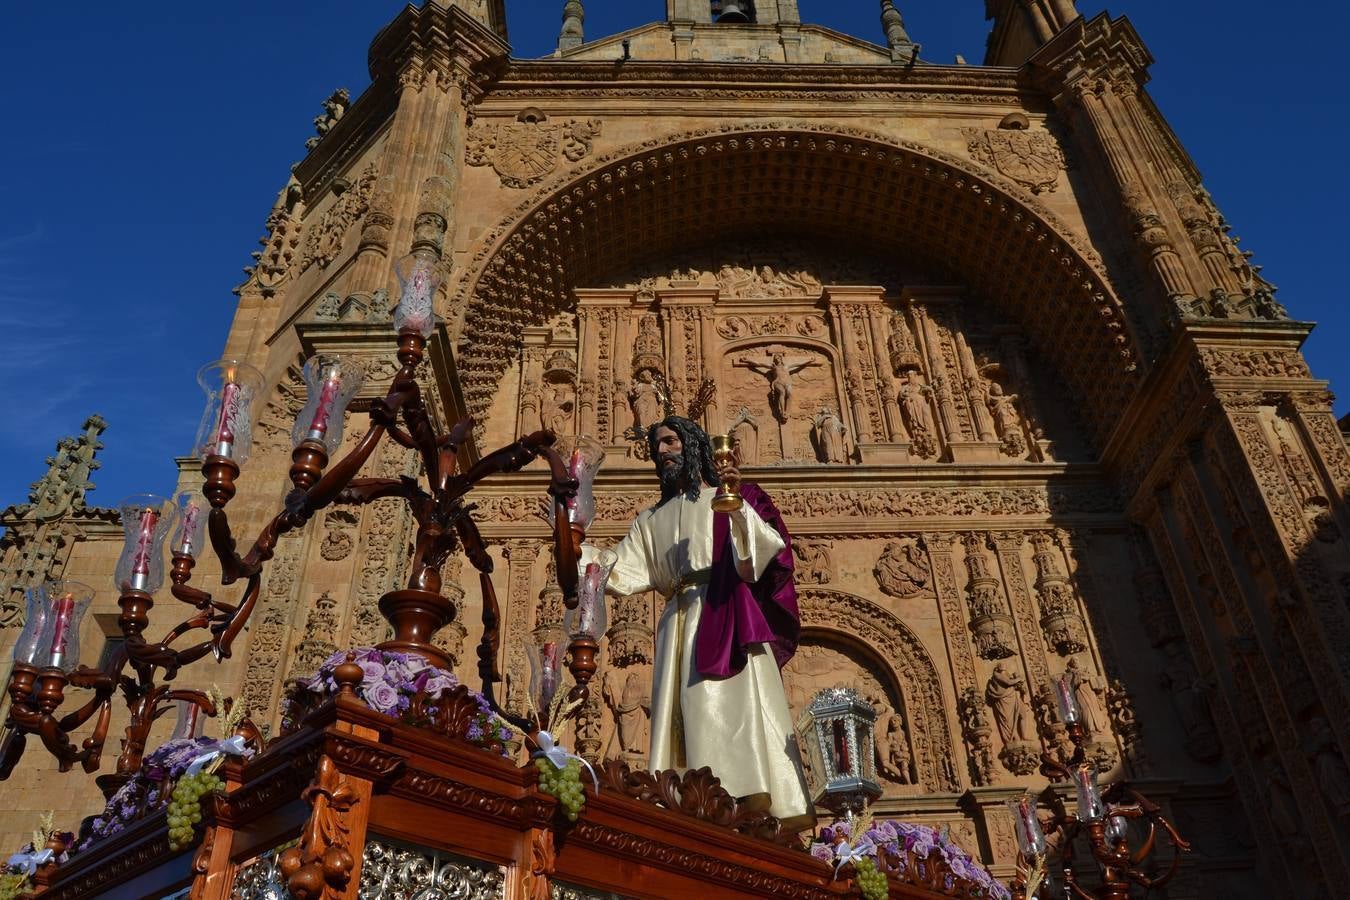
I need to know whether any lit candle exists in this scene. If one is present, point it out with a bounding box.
[129,506,159,591]
[213,369,242,458]
[305,366,343,443]
[47,591,75,669]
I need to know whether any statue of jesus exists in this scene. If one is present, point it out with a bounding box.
[597,415,814,829]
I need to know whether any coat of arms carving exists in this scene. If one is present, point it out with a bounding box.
[964,127,1065,194]
[467,111,602,189]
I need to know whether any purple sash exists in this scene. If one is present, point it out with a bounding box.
[693,482,799,678]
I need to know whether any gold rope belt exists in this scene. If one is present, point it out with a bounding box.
[671,568,712,596]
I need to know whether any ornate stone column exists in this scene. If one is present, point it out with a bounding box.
[923,533,988,787]
[501,540,540,716]
[1031,15,1207,321]
[1112,318,1350,885]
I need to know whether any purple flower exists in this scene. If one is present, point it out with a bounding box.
[466,721,485,741]
[809,843,834,863]
[356,658,387,682]
[364,680,401,714]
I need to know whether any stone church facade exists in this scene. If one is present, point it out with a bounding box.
[3,1,1349,895]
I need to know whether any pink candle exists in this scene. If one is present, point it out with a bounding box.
[129,507,159,591]
[47,592,75,669]
[1052,672,1080,724]
[306,370,342,442]
[213,376,242,457]
[540,640,560,704]
[565,448,584,517]
[176,502,201,557]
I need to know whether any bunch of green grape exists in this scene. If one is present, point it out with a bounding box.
[853,855,888,900]
[167,771,223,852]
[535,756,586,821]
[0,872,30,900]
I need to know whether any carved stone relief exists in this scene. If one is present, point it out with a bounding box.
[964,126,1065,194]
[466,111,601,188]
[793,540,833,585]
[299,161,378,271]
[873,539,933,600]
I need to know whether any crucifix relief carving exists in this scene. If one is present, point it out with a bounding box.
[734,351,821,424]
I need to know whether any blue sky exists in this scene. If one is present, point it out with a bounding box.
[0,2,1346,509]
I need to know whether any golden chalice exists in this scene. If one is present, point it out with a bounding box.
[710,433,743,513]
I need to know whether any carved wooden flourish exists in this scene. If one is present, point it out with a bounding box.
[279,754,362,900]
[595,759,789,844]
[523,827,556,900]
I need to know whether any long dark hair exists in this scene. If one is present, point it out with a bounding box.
[647,415,719,505]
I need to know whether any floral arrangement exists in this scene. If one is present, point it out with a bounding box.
[72,736,217,854]
[281,647,514,757]
[811,818,1011,900]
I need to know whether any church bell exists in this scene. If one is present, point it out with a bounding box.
[714,0,753,23]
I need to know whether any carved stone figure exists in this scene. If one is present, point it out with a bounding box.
[874,707,913,784]
[629,370,666,429]
[985,662,1040,775]
[987,383,1027,456]
[1064,657,1109,738]
[602,666,651,765]
[985,663,1036,744]
[729,408,759,465]
[812,406,849,464]
[793,540,832,584]
[897,370,937,457]
[540,384,575,434]
[874,541,931,599]
[736,351,821,423]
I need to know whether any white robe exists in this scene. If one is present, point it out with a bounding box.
[606,485,813,825]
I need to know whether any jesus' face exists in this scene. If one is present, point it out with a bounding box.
[653,425,683,472]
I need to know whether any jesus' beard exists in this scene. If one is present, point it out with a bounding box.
[657,452,702,504]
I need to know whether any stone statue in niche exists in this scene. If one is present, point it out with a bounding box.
[985,662,1040,775]
[897,370,938,458]
[729,408,759,465]
[629,370,666,430]
[735,351,822,423]
[540,384,575,434]
[793,540,833,584]
[874,541,932,599]
[812,406,849,464]
[874,706,914,784]
[1063,657,1110,738]
[602,665,652,765]
[1158,643,1221,762]
[987,383,1027,457]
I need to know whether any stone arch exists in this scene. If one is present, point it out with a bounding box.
[796,587,960,792]
[453,121,1140,450]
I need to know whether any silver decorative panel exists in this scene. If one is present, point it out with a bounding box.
[230,842,291,900]
[551,881,633,900]
[360,835,505,899]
